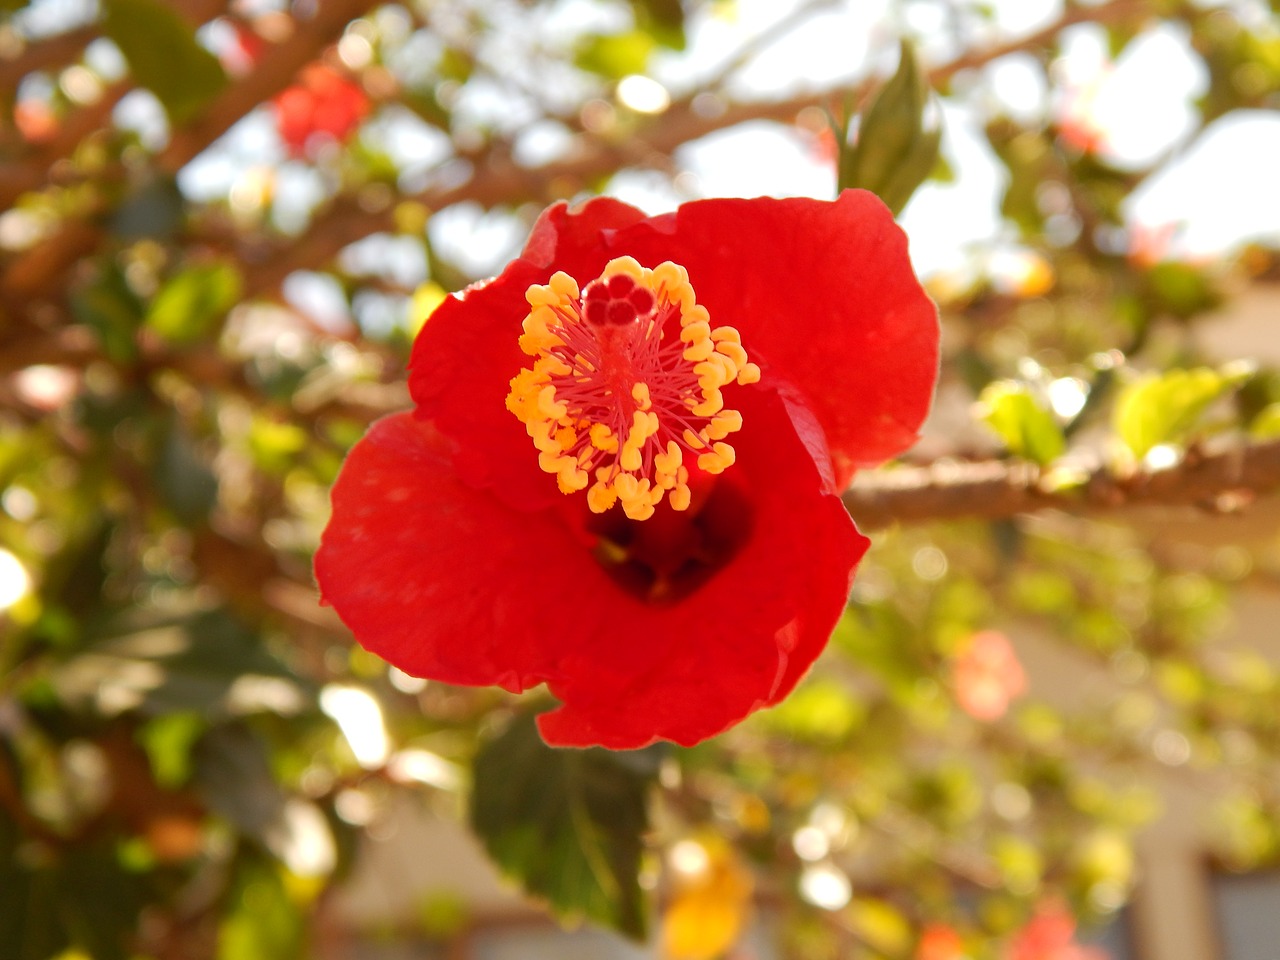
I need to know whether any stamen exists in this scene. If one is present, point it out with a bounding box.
[506,257,757,519]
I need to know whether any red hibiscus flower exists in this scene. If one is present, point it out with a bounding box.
[274,63,370,157]
[315,191,938,749]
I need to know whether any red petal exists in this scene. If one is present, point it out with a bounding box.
[612,190,939,487]
[536,386,867,748]
[315,411,594,691]
[316,393,865,749]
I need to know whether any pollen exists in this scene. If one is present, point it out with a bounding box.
[505,256,757,519]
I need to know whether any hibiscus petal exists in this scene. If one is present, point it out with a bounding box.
[536,386,868,748]
[612,190,940,488]
[316,393,866,749]
[315,410,587,691]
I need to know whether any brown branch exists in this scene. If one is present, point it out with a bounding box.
[843,440,1280,530]
[236,0,1155,299]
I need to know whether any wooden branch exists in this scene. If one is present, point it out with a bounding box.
[235,0,1155,299]
[843,440,1280,530]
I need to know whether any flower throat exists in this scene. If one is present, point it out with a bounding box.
[506,256,760,521]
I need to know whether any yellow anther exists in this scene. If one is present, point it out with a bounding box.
[535,354,572,378]
[682,428,706,450]
[682,304,710,326]
[705,409,744,440]
[695,359,730,389]
[602,256,645,282]
[554,425,577,450]
[548,271,580,299]
[589,423,618,452]
[710,326,740,344]
[587,481,617,513]
[538,449,574,474]
[650,261,686,294]
[682,338,715,362]
[632,382,652,411]
[654,440,682,476]
[537,385,567,420]
[680,321,711,343]
[556,467,589,494]
[692,389,723,418]
[614,473,640,500]
[624,500,655,521]
[669,482,692,511]
[715,340,749,369]
[697,441,736,475]
[620,444,643,472]
[736,362,761,386]
[526,285,562,308]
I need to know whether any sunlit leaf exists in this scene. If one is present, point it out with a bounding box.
[977,381,1066,465]
[1113,366,1247,459]
[575,30,657,79]
[146,261,243,344]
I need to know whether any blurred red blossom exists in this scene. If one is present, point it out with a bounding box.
[1008,903,1109,960]
[274,63,370,157]
[916,923,967,960]
[952,629,1027,721]
[316,191,938,748]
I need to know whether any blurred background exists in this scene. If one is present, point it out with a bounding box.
[2,0,1280,958]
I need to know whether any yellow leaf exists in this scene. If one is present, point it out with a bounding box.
[662,842,753,960]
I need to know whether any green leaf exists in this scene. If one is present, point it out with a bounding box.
[111,175,185,242]
[1113,366,1247,459]
[101,0,228,123]
[839,41,941,215]
[217,856,305,960]
[1144,261,1219,318]
[469,712,657,940]
[574,30,656,79]
[1249,402,1280,439]
[153,414,218,524]
[146,261,242,344]
[977,381,1066,465]
[71,263,143,364]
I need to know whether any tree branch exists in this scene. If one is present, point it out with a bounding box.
[843,440,1280,529]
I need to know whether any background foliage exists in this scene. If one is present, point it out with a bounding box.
[1,0,1279,958]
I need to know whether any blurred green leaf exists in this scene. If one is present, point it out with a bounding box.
[154,415,218,524]
[1113,366,1247,459]
[978,381,1066,465]
[71,264,143,364]
[1144,261,1219,318]
[575,30,656,79]
[217,856,306,960]
[146,262,242,344]
[631,0,686,49]
[101,0,228,123]
[761,677,864,743]
[469,712,657,940]
[1249,402,1280,439]
[111,176,185,242]
[52,606,311,720]
[839,41,941,215]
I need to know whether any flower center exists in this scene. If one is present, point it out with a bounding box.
[506,256,760,521]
